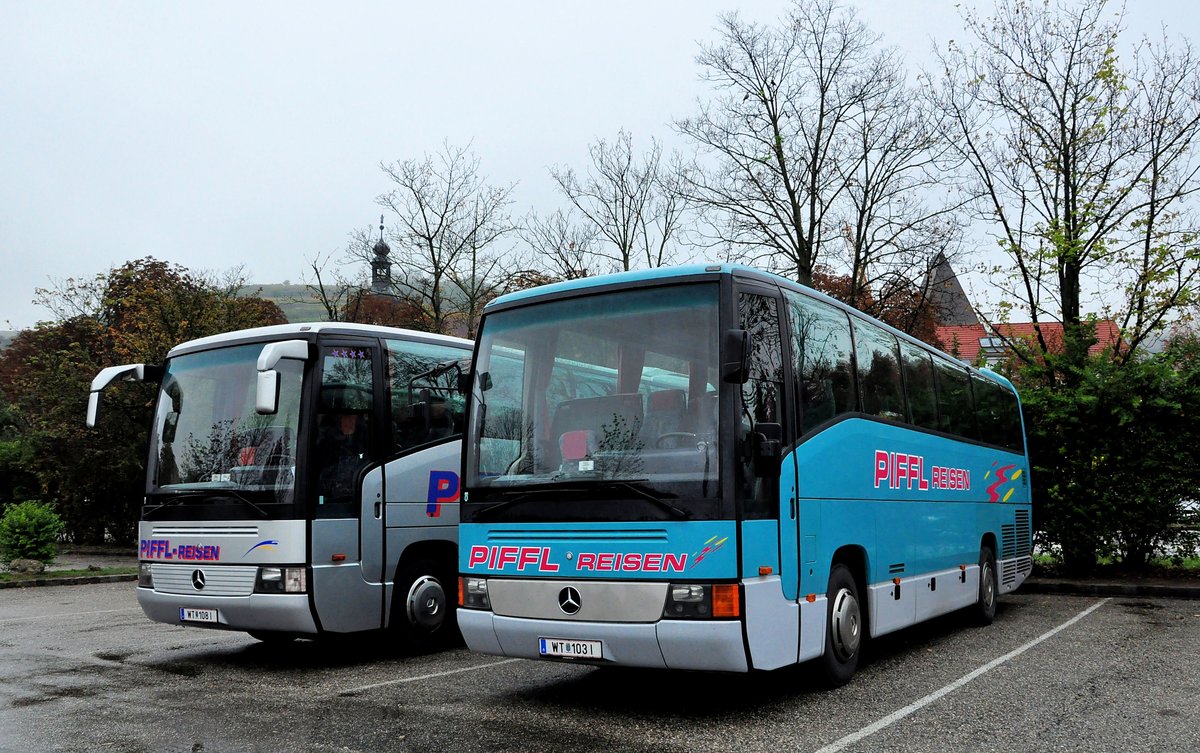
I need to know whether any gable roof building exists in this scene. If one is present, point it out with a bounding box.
[936,321,1121,365]
[924,256,1121,364]
[925,253,979,326]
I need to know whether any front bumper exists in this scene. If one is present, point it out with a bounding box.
[458,609,748,672]
[137,587,318,634]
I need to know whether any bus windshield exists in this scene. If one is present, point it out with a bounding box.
[465,283,721,521]
[147,343,302,505]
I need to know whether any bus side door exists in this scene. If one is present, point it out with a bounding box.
[736,286,799,598]
[309,338,388,633]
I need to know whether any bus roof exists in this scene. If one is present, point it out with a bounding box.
[488,264,735,309]
[486,264,1017,392]
[167,322,472,358]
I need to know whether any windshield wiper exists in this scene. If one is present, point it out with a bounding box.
[602,481,691,520]
[470,480,691,521]
[147,489,270,518]
[471,486,588,521]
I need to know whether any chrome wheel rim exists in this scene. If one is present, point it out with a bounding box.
[830,587,861,661]
[981,562,996,611]
[407,575,446,632]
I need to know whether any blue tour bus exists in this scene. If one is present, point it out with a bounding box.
[456,264,1031,683]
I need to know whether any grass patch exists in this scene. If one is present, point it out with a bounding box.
[0,566,137,582]
[1033,553,1200,579]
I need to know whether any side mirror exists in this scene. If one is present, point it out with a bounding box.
[460,370,492,393]
[87,363,157,428]
[256,340,310,415]
[752,421,783,474]
[722,329,752,384]
[255,370,281,415]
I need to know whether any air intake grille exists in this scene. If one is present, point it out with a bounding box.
[1000,556,1033,587]
[151,564,257,596]
[150,526,259,537]
[1001,510,1032,559]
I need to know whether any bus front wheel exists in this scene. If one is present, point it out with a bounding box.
[972,545,998,626]
[392,558,458,651]
[820,563,862,687]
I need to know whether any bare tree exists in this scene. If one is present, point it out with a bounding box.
[550,130,691,272]
[304,247,370,323]
[447,192,519,338]
[936,0,1200,366]
[836,53,971,326]
[369,142,516,334]
[676,0,963,328]
[678,0,881,286]
[519,208,602,280]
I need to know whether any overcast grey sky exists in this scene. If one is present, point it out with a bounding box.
[1,1,1193,329]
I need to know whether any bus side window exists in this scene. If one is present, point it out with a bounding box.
[385,339,468,452]
[738,292,784,519]
[784,290,856,435]
[900,341,939,431]
[853,321,904,422]
[739,293,784,426]
[314,347,375,515]
[933,358,977,439]
[974,374,1023,451]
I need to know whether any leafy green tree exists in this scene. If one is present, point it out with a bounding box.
[0,398,38,506]
[0,258,286,543]
[1021,341,1200,572]
[937,0,1200,374]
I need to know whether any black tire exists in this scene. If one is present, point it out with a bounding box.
[972,545,998,626]
[819,563,863,687]
[391,557,459,652]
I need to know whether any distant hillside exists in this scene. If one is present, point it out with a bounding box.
[242,283,329,324]
[0,331,15,351]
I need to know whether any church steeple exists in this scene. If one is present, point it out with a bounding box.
[370,214,392,295]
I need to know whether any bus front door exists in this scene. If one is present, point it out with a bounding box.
[309,339,388,633]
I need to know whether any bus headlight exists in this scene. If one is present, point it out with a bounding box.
[254,566,307,594]
[663,583,740,619]
[138,562,153,588]
[459,577,490,609]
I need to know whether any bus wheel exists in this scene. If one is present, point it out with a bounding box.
[973,545,998,626]
[820,563,862,687]
[393,559,457,651]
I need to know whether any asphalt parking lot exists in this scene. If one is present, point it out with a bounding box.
[1,582,1197,753]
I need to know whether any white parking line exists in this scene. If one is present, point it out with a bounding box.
[331,657,522,697]
[0,607,141,625]
[814,598,1111,753]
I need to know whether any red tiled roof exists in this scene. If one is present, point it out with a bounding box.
[935,321,1120,362]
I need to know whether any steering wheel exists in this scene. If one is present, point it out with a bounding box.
[656,432,698,449]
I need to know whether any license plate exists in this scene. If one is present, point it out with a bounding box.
[539,637,602,659]
[180,607,218,623]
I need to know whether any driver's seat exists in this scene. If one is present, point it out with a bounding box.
[644,389,686,441]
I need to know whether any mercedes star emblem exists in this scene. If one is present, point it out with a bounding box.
[558,586,581,615]
[191,569,206,590]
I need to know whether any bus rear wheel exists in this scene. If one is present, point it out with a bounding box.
[392,558,458,652]
[972,545,998,626]
[820,563,863,687]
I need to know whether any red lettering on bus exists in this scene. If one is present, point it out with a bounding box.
[468,546,488,568]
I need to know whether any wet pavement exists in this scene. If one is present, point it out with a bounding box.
[1,582,1197,753]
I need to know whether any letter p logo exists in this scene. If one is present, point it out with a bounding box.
[426,470,460,517]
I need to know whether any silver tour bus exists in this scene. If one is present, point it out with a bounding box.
[88,323,471,646]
